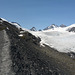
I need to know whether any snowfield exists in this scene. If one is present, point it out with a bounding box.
[30,26,75,53]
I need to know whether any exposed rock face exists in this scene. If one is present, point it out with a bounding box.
[30,27,37,31]
[60,24,66,28]
[68,27,75,32]
[44,24,58,30]
[0,19,75,75]
[68,52,75,59]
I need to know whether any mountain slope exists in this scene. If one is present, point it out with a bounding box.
[0,18,75,75]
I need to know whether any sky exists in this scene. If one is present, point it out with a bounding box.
[0,0,75,30]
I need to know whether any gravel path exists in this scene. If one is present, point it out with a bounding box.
[0,30,15,75]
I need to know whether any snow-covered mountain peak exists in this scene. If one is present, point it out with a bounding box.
[60,24,66,28]
[48,24,56,28]
[30,27,37,31]
[44,24,58,30]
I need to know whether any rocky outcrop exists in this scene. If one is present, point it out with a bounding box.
[44,24,58,30]
[30,27,37,31]
[68,27,75,32]
[0,19,75,75]
[60,24,66,28]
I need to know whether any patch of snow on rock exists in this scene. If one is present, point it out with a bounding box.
[10,22,21,29]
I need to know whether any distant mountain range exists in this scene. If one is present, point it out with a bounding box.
[30,24,75,33]
[30,24,67,31]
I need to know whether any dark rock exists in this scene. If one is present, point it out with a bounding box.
[30,27,37,31]
[60,24,66,28]
[68,27,75,32]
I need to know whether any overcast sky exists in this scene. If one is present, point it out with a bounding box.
[0,0,75,30]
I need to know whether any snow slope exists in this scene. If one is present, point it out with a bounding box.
[30,26,75,53]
